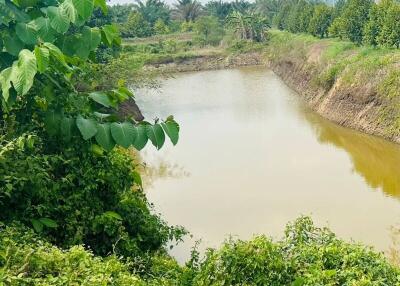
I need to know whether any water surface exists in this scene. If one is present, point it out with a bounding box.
[136,67,400,262]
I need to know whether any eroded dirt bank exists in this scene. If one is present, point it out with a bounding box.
[144,52,265,73]
[268,59,394,141]
[264,31,400,144]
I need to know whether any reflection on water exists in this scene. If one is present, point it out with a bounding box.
[304,112,400,198]
[131,150,190,189]
[137,67,400,263]
[142,155,190,189]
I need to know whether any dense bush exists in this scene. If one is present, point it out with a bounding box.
[192,217,400,285]
[3,217,399,285]
[0,223,144,285]
[0,222,193,285]
[0,134,185,258]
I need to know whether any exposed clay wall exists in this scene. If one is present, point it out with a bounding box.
[264,31,400,143]
[144,52,264,73]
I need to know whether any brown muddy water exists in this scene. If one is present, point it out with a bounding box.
[136,66,400,263]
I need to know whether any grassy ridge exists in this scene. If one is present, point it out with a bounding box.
[265,30,400,141]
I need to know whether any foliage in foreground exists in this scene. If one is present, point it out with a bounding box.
[0,0,179,155]
[1,217,400,286]
[0,222,188,286]
[0,134,185,259]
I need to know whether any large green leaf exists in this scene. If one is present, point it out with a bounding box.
[95,123,115,151]
[146,123,165,150]
[31,219,43,233]
[16,22,38,45]
[161,119,180,145]
[47,6,70,33]
[89,91,112,107]
[0,0,29,25]
[82,26,101,51]
[43,42,66,66]
[60,0,77,23]
[76,115,97,140]
[39,218,58,228]
[74,38,90,59]
[110,122,137,148]
[0,67,14,102]
[101,24,120,46]
[12,49,37,96]
[4,34,24,56]
[133,124,148,150]
[32,17,55,42]
[72,0,93,20]
[0,1,13,26]
[57,34,76,57]
[34,46,49,73]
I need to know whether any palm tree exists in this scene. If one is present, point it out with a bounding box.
[231,0,254,13]
[172,0,203,22]
[254,0,279,21]
[205,0,233,21]
[134,0,171,26]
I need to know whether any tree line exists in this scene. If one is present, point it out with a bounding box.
[268,0,400,48]
[104,0,400,49]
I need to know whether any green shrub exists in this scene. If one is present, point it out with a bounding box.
[0,223,195,286]
[191,217,400,286]
[1,217,399,285]
[0,134,185,259]
[0,223,145,285]
[154,19,170,35]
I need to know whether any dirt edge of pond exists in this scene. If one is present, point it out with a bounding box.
[267,60,399,143]
[143,52,265,73]
[145,49,400,144]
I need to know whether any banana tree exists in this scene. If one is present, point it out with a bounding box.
[227,10,269,42]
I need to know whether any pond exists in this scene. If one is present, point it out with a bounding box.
[136,66,400,262]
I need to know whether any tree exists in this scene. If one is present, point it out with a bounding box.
[108,4,135,24]
[273,2,292,30]
[297,1,315,33]
[120,11,152,38]
[205,0,233,21]
[255,0,280,25]
[375,0,400,48]
[194,16,225,46]
[172,0,203,22]
[363,2,382,46]
[134,0,171,26]
[308,4,333,38]
[154,18,170,34]
[286,0,313,33]
[328,0,373,44]
[227,10,270,42]
[231,0,254,13]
